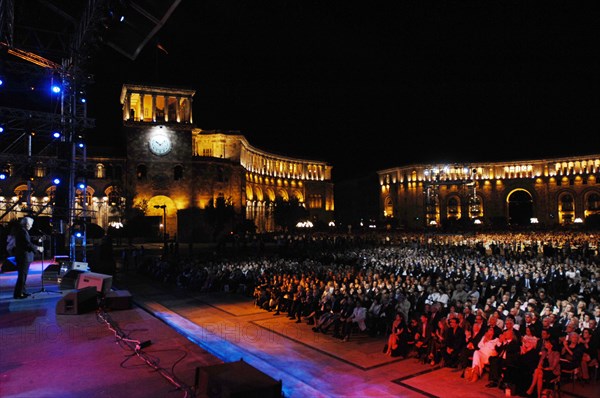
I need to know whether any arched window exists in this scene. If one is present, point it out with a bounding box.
[560,194,574,212]
[558,193,575,224]
[174,165,183,181]
[136,164,147,180]
[95,163,105,179]
[384,197,394,218]
[587,193,600,211]
[447,196,460,220]
[108,191,120,206]
[113,165,122,180]
[75,187,93,207]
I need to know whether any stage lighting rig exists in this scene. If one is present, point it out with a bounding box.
[0,164,10,180]
[75,176,87,190]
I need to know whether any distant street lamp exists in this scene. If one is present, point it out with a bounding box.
[154,204,167,248]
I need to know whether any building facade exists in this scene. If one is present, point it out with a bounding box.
[378,155,600,230]
[0,84,334,244]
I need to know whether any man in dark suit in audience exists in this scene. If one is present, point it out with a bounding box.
[486,328,521,389]
[442,317,466,368]
[520,272,534,292]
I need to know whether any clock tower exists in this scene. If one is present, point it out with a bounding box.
[121,84,196,239]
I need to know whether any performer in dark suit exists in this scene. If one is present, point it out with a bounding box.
[12,217,43,299]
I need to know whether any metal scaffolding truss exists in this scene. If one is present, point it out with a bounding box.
[1,0,181,260]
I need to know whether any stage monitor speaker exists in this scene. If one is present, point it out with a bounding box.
[197,359,282,398]
[56,286,98,315]
[42,263,62,282]
[59,269,86,290]
[54,255,70,264]
[104,290,132,310]
[71,261,90,271]
[76,272,112,295]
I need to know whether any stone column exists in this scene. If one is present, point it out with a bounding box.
[124,93,131,120]
[152,94,156,122]
[188,97,193,124]
[140,93,145,121]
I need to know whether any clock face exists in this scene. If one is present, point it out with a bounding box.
[149,133,172,156]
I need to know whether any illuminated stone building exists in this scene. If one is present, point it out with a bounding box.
[122,83,334,239]
[378,155,600,229]
[0,84,334,242]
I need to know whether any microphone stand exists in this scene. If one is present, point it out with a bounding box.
[31,232,61,297]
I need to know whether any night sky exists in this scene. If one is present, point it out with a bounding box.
[83,1,599,182]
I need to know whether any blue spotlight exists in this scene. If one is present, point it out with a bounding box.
[75,176,86,190]
[52,177,61,185]
[0,126,4,133]
[51,84,61,94]
[75,231,83,238]
[80,98,86,103]
[0,78,3,86]
[78,142,84,148]
[1,164,10,179]
[52,131,61,139]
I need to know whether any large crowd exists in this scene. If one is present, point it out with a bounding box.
[136,230,600,398]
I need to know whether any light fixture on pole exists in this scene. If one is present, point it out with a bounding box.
[153,204,167,247]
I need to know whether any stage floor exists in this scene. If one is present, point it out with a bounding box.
[1,260,599,398]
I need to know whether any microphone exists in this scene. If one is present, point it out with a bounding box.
[33,229,47,241]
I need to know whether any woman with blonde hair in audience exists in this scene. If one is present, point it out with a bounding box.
[468,326,499,382]
[576,300,588,319]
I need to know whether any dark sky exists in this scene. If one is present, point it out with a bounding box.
[85,1,599,182]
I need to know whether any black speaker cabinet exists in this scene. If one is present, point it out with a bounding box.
[56,286,98,315]
[59,269,86,290]
[198,359,282,398]
[104,290,133,310]
[42,263,62,282]
[76,272,113,295]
